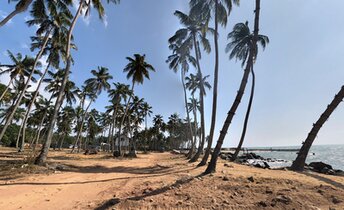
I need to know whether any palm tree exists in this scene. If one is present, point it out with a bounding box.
[190,0,240,166]
[186,73,211,163]
[0,0,33,27]
[0,53,41,142]
[225,21,269,161]
[169,10,213,163]
[117,54,155,156]
[152,114,164,150]
[187,97,200,158]
[166,42,196,159]
[57,106,75,150]
[0,51,37,102]
[36,0,120,165]
[141,102,152,152]
[205,0,262,174]
[291,86,344,171]
[72,67,112,153]
[108,82,130,153]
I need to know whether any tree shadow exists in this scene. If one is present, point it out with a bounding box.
[299,171,344,190]
[0,168,195,186]
[94,173,200,210]
[60,164,172,175]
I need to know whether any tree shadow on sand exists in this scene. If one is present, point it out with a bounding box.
[299,172,344,190]
[94,174,199,210]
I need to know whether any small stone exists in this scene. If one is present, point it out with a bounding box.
[331,196,342,204]
[257,201,268,207]
[266,189,273,194]
[149,199,154,202]
[223,200,230,204]
[247,176,255,182]
[211,198,216,203]
[222,176,230,181]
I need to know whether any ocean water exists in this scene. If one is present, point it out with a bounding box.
[246,144,344,170]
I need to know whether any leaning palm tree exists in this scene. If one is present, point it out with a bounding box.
[166,42,196,159]
[36,0,120,165]
[205,0,262,174]
[186,73,211,163]
[117,54,155,156]
[0,0,33,27]
[225,21,269,161]
[190,0,240,166]
[72,67,112,153]
[291,86,344,171]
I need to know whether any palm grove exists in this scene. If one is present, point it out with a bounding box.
[1,0,343,173]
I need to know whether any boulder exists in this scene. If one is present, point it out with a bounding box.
[309,162,333,173]
[84,149,98,155]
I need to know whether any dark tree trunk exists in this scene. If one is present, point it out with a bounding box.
[201,0,220,167]
[204,0,261,174]
[35,3,83,165]
[291,85,344,171]
[0,0,33,27]
[231,67,255,161]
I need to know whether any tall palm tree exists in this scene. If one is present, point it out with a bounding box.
[117,54,155,156]
[152,114,164,150]
[225,21,269,161]
[190,0,240,166]
[141,101,152,152]
[72,66,112,153]
[166,42,196,159]
[108,82,130,152]
[57,106,75,150]
[36,0,120,165]
[205,0,262,174]
[291,86,344,171]
[187,96,200,157]
[186,73,211,162]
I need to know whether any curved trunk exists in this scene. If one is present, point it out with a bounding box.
[291,85,344,171]
[204,0,261,174]
[231,67,255,161]
[0,77,14,102]
[20,63,50,152]
[0,0,33,28]
[35,3,83,165]
[72,99,93,153]
[190,35,206,163]
[59,133,67,150]
[116,83,135,156]
[202,0,220,167]
[0,30,50,142]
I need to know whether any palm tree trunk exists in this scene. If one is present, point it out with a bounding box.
[110,104,118,153]
[204,0,261,174]
[35,3,83,165]
[231,67,255,161]
[0,77,14,102]
[0,30,50,142]
[291,85,344,171]
[16,120,24,149]
[20,63,51,152]
[116,83,135,155]
[108,120,113,151]
[182,69,195,159]
[59,133,67,150]
[72,99,93,153]
[190,35,206,163]
[204,0,220,167]
[0,0,33,28]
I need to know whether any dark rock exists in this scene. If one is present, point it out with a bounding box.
[113,151,121,157]
[331,196,342,204]
[263,162,270,169]
[223,176,230,181]
[224,163,233,168]
[84,149,98,155]
[257,201,268,207]
[247,176,255,182]
[309,162,333,173]
[266,189,273,194]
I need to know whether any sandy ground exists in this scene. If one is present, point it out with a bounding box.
[0,147,343,210]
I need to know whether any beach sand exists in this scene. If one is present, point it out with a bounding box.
[0,147,343,210]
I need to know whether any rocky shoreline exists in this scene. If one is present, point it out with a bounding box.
[219,152,344,176]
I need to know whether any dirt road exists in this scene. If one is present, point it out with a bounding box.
[0,150,343,209]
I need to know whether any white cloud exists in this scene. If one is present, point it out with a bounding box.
[103,14,108,28]
[21,43,29,49]
[72,0,92,26]
[24,15,30,22]
[38,55,49,71]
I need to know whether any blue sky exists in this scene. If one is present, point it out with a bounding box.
[1,0,344,147]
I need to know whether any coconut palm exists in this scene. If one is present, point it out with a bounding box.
[190,0,240,166]
[0,0,33,27]
[187,96,200,156]
[117,54,155,156]
[291,86,344,171]
[166,42,196,158]
[225,21,269,161]
[205,0,262,174]
[152,114,164,150]
[36,0,120,165]
[71,67,112,153]
[141,101,152,150]
[186,73,211,162]
[57,106,75,150]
